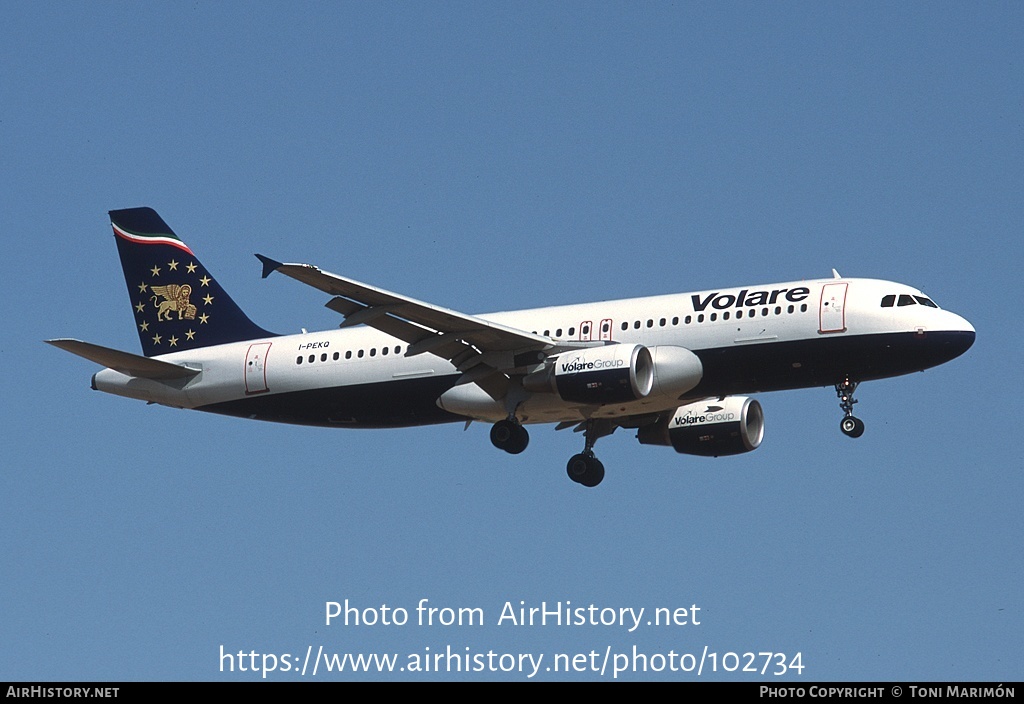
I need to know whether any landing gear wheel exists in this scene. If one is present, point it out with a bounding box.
[566,454,588,483]
[582,458,605,487]
[835,377,864,439]
[565,419,614,487]
[566,453,605,487]
[840,416,865,438]
[490,419,529,454]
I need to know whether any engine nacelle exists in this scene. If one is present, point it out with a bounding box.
[648,345,703,398]
[524,344,653,404]
[637,396,764,456]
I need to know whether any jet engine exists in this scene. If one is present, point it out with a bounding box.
[523,344,653,404]
[637,396,764,456]
[522,344,704,406]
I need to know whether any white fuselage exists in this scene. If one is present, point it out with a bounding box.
[92,276,975,428]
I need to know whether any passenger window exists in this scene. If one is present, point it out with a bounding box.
[685,315,692,324]
[659,318,666,327]
[723,312,730,320]
[346,351,352,359]
[881,295,896,308]
[634,321,641,329]
[321,353,327,362]
[370,348,376,357]
[358,350,364,358]
[296,356,303,365]
[333,352,340,360]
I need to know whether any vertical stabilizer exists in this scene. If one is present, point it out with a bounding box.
[110,207,276,357]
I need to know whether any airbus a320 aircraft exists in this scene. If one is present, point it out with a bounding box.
[49,208,975,487]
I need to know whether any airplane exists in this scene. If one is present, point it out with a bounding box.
[48,207,976,487]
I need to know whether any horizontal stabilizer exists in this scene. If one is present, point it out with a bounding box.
[45,339,200,380]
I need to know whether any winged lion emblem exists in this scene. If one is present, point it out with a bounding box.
[150,283,197,321]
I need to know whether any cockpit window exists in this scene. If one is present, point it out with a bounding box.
[882,293,939,309]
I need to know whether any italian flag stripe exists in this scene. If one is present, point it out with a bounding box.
[112,223,194,255]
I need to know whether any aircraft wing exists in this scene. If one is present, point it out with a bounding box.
[256,255,571,395]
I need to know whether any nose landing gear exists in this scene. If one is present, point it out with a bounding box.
[836,377,865,438]
[840,415,865,438]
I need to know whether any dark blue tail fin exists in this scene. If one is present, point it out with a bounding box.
[110,207,277,357]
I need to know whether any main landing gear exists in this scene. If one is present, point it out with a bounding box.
[489,416,612,488]
[566,419,615,488]
[566,451,605,488]
[490,417,529,454]
[835,377,865,438]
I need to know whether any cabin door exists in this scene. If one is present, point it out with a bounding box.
[245,342,272,394]
[819,283,848,334]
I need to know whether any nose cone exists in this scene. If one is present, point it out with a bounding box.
[950,311,975,336]
[948,328,976,358]
[936,311,975,362]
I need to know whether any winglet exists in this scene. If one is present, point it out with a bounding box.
[256,254,283,279]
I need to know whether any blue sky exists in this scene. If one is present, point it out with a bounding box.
[2,2,1020,681]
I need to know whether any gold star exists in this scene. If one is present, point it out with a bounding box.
[199,275,211,287]
[203,294,214,305]
[137,282,148,293]
[185,329,196,341]
[150,265,161,277]
[168,259,179,271]
[199,313,209,324]
[169,336,179,347]
[152,333,162,345]
[140,321,149,332]
[186,262,197,273]
[135,302,146,313]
